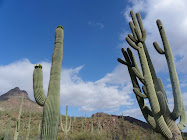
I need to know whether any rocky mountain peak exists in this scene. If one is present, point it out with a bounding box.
[0,87,30,101]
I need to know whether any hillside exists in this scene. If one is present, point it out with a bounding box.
[0,87,171,140]
[0,87,42,113]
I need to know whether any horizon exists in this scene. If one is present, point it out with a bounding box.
[0,0,186,132]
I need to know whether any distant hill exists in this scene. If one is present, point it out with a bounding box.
[0,87,42,113]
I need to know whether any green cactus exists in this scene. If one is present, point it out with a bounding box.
[118,11,186,140]
[26,112,31,140]
[97,118,102,135]
[3,118,11,140]
[33,25,64,140]
[14,94,24,140]
[71,116,76,133]
[81,116,84,131]
[60,106,71,136]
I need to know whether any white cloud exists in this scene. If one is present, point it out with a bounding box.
[0,59,134,113]
[88,21,104,29]
[121,108,142,117]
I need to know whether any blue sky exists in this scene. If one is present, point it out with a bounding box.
[0,0,187,132]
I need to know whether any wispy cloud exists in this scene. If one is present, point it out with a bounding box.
[88,21,104,29]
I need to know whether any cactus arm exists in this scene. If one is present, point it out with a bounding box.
[40,26,64,140]
[67,117,71,132]
[128,33,136,42]
[133,88,147,98]
[117,58,132,66]
[142,86,147,96]
[157,91,167,115]
[33,64,46,106]
[130,11,141,34]
[156,19,182,120]
[131,67,145,84]
[136,13,144,32]
[157,78,168,104]
[126,37,139,50]
[177,100,187,131]
[131,67,144,79]
[134,27,147,43]
[153,42,165,54]
[129,21,138,41]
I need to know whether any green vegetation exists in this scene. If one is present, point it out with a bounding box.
[0,111,167,139]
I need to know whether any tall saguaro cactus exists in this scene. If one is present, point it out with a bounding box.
[14,94,24,140]
[118,11,186,140]
[33,25,64,140]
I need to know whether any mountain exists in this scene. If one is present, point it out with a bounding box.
[0,87,42,113]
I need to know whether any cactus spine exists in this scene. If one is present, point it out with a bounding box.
[26,112,31,140]
[60,106,71,136]
[33,25,64,140]
[118,11,187,140]
[14,94,24,140]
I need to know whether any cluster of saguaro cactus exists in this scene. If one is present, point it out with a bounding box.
[33,25,64,140]
[14,94,24,140]
[60,106,71,136]
[118,10,187,140]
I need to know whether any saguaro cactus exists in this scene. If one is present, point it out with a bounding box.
[97,118,102,135]
[118,11,186,140]
[60,106,71,139]
[26,112,31,140]
[14,94,24,140]
[33,25,64,140]
[3,118,11,140]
